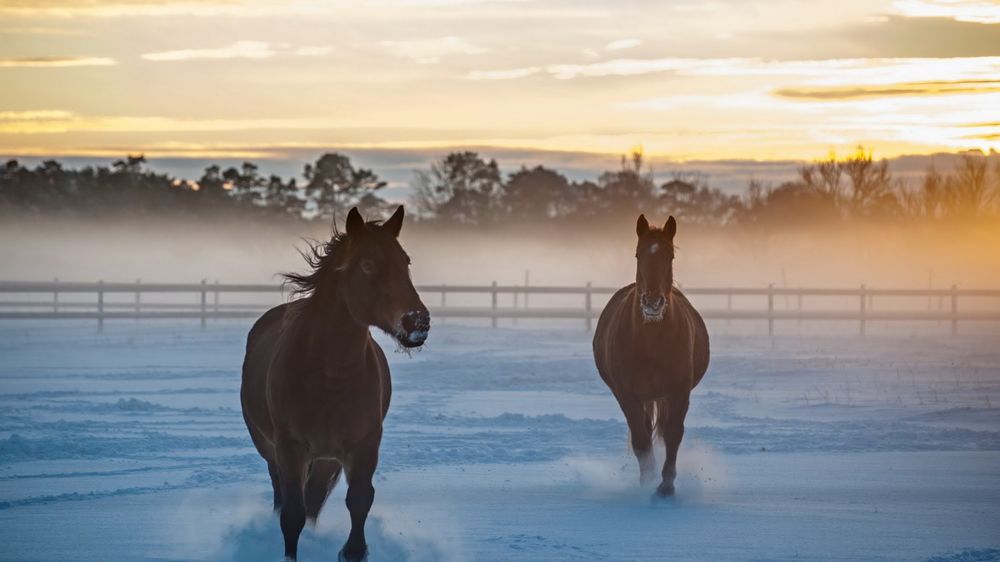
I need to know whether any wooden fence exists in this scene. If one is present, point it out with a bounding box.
[1,280,999,335]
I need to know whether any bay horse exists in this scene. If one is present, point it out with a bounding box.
[241,205,430,561]
[593,214,710,498]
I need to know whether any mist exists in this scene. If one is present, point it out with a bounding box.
[4,216,997,293]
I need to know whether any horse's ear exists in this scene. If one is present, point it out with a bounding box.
[382,205,404,238]
[665,216,677,239]
[345,207,364,235]
[636,214,649,237]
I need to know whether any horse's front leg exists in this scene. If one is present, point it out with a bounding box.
[275,439,308,561]
[615,391,656,485]
[656,390,690,498]
[339,440,380,562]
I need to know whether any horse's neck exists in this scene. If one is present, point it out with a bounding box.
[298,286,370,366]
[627,290,680,344]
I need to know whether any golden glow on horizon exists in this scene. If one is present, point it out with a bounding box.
[1,0,998,161]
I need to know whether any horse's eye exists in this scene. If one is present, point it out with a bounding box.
[360,259,376,275]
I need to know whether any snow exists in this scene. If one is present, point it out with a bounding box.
[1,320,999,561]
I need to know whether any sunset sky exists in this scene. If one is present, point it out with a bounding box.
[1,0,999,170]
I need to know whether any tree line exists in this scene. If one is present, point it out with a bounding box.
[2,147,997,228]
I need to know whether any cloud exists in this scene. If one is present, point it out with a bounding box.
[467,66,542,80]
[892,0,1000,24]
[823,14,1000,59]
[0,0,278,17]
[293,45,334,57]
[605,38,642,51]
[141,41,275,61]
[0,26,86,36]
[381,36,486,64]
[0,110,75,120]
[0,0,532,18]
[468,56,1000,85]
[0,56,115,68]
[0,111,376,134]
[774,79,1000,99]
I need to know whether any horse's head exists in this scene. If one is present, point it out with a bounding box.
[340,205,430,348]
[634,214,676,323]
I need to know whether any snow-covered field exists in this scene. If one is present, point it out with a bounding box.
[1,320,999,562]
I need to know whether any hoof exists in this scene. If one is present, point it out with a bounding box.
[338,544,369,562]
[654,482,676,498]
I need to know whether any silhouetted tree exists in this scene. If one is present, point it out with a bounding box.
[947,152,996,217]
[502,165,573,220]
[412,151,502,224]
[738,180,839,226]
[2,148,997,228]
[263,175,304,217]
[304,153,386,220]
[659,173,743,225]
[224,162,265,206]
[197,165,228,201]
[597,149,655,216]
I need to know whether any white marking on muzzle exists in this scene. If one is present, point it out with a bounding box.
[393,319,428,346]
[641,308,664,323]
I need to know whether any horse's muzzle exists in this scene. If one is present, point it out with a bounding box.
[640,293,666,322]
[398,309,430,347]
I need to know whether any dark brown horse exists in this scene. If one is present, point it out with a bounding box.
[593,214,710,498]
[241,205,429,561]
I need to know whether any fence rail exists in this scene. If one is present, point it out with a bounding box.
[1,280,998,335]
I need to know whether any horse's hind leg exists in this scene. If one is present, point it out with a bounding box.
[268,461,282,511]
[305,459,343,522]
[655,391,690,497]
[616,392,656,485]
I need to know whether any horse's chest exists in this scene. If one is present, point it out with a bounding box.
[611,339,692,399]
[278,374,385,451]
[628,359,689,399]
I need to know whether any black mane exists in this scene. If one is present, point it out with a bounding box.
[282,219,384,297]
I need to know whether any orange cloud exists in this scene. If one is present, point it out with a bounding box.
[0,56,115,67]
[775,80,1000,99]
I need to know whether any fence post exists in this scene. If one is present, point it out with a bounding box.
[524,270,530,309]
[214,280,220,313]
[440,284,447,325]
[726,287,732,326]
[767,283,774,336]
[135,278,141,319]
[97,280,104,333]
[951,284,958,336]
[513,284,519,327]
[53,277,59,314]
[200,279,207,328]
[491,281,498,328]
[797,291,802,327]
[585,281,593,332]
[859,284,866,336]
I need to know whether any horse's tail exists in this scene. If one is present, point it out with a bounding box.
[647,401,661,440]
[650,399,669,440]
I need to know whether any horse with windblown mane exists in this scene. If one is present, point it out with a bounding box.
[241,205,429,561]
[593,214,710,498]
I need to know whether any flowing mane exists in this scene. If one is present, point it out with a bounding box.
[281,219,385,297]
